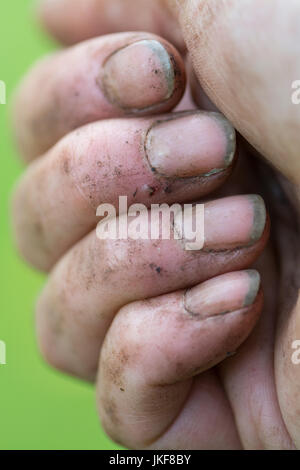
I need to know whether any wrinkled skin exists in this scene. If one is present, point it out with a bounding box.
[10,0,300,449]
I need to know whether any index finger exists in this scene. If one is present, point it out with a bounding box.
[12,32,185,161]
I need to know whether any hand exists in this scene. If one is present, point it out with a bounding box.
[12,0,299,449]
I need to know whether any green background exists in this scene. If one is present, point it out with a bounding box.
[0,0,119,450]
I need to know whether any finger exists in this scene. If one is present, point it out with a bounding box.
[12,32,185,161]
[36,195,269,381]
[147,372,242,450]
[274,216,300,448]
[219,248,295,449]
[38,0,184,50]
[13,111,236,271]
[276,292,300,448]
[97,270,263,448]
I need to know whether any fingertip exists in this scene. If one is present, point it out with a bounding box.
[99,37,186,114]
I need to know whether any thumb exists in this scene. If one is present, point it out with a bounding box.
[171,0,300,184]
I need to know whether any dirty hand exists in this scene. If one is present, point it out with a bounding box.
[11,0,300,449]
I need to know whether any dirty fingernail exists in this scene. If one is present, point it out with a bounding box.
[100,39,176,111]
[184,270,261,318]
[173,195,266,252]
[203,194,266,249]
[249,194,267,243]
[145,111,236,178]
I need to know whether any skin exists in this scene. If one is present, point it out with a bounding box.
[35,196,268,380]
[12,112,236,270]
[37,0,184,50]
[10,0,300,449]
[172,0,300,449]
[12,33,186,161]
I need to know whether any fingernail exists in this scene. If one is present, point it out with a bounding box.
[249,195,267,243]
[184,270,261,318]
[173,195,266,251]
[100,39,175,111]
[203,194,266,250]
[145,111,236,178]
